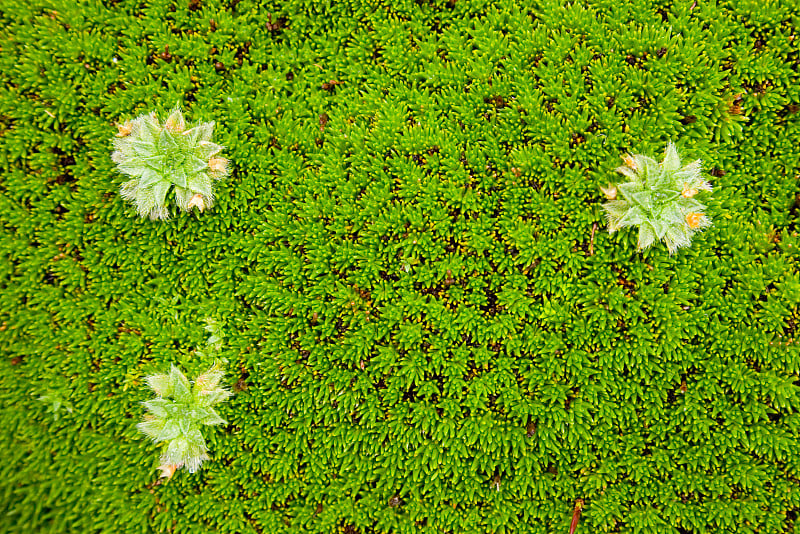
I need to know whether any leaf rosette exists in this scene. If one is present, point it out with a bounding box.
[137,364,231,476]
[111,105,229,220]
[601,141,713,254]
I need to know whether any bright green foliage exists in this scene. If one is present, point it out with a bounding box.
[137,364,231,476]
[112,106,229,220]
[2,1,800,533]
[602,142,713,254]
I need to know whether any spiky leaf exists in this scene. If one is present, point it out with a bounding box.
[143,399,171,418]
[156,420,181,442]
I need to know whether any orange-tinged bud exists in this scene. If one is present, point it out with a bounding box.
[685,212,706,229]
[194,367,219,392]
[208,157,228,173]
[165,115,184,133]
[116,121,132,137]
[158,463,179,479]
[623,154,637,170]
[600,183,617,200]
[187,193,206,211]
[681,185,698,198]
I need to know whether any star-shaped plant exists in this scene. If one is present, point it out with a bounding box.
[111,105,229,220]
[137,363,232,477]
[601,141,713,254]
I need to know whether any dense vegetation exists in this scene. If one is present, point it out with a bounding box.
[1,0,799,532]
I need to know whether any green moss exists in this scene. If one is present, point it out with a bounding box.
[0,1,799,533]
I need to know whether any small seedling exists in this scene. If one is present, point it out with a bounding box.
[202,317,224,352]
[601,141,713,254]
[111,105,230,220]
[137,363,231,478]
[37,391,74,421]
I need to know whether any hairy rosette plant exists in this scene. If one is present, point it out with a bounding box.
[601,141,713,254]
[137,364,232,478]
[112,105,229,220]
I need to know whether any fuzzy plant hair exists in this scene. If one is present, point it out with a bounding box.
[600,141,713,254]
[137,364,232,478]
[111,105,229,220]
